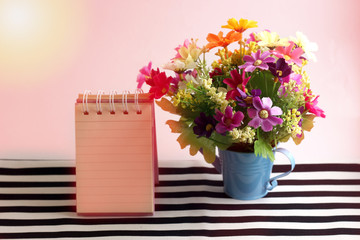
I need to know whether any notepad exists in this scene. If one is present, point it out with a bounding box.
[75,90,158,215]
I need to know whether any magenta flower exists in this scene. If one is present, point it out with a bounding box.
[305,95,325,118]
[247,97,283,132]
[223,69,251,100]
[214,106,244,134]
[239,50,275,72]
[272,41,304,66]
[136,61,152,89]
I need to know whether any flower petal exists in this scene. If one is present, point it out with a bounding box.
[223,77,236,88]
[214,109,223,122]
[263,57,276,63]
[254,50,261,59]
[245,65,256,72]
[232,111,244,125]
[243,55,254,62]
[261,97,273,109]
[270,106,283,116]
[257,63,269,70]
[248,117,261,129]
[252,96,263,110]
[215,123,228,134]
[261,120,273,132]
[267,116,283,126]
[247,108,257,118]
[260,51,271,59]
[224,106,233,118]
[291,48,304,59]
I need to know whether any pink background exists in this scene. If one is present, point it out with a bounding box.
[0,0,359,163]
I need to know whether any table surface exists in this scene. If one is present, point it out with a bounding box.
[0,159,359,240]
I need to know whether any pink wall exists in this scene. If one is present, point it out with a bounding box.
[0,0,359,163]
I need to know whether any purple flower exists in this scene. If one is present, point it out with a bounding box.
[247,97,283,132]
[193,112,217,138]
[268,58,292,83]
[235,89,261,108]
[214,106,244,134]
[239,50,275,72]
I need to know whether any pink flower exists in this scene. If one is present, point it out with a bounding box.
[214,106,244,134]
[173,39,190,59]
[136,62,152,89]
[239,50,275,72]
[272,42,304,66]
[248,97,283,132]
[246,32,258,44]
[305,95,325,118]
[223,69,251,100]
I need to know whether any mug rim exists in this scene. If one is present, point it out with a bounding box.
[219,146,278,155]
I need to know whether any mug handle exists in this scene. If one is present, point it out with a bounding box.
[266,148,295,191]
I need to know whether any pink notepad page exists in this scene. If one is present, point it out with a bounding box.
[75,93,157,215]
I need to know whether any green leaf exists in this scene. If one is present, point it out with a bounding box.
[166,120,187,133]
[166,119,219,163]
[302,114,316,132]
[210,132,233,150]
[293,114,316,145]
[254,137,275,161]
[248,71,280,99]
[156,98,180,115]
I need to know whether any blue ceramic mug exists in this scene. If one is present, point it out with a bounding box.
[217,148,295,200]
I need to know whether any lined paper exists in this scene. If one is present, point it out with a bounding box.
[75,93,156,215]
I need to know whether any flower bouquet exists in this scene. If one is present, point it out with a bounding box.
[137,18,325,164]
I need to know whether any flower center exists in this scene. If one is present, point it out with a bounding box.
[284,55,291,61]
[205,124,214,132]
[253,60,262,66]
[276,70,283,77]
[244,96,253,105]
[224,118,233,126]
[259,109,269,119]
[162,88,167,94]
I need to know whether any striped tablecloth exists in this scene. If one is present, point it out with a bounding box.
[0,159,359,240]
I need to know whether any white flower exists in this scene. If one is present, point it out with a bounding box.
[178,73,202,90]
[257,31,289,50]
[162,60,186,72]
[290,31,318,62]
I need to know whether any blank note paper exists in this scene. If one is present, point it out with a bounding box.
[75,91,157,215]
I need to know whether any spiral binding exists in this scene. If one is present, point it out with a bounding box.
[82,90,91,115]
[135,88,143,114]
[109,90,117,114]
[96,90,105,114]
[82,89,143,115]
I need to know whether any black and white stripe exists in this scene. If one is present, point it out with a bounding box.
[0,159,359,239]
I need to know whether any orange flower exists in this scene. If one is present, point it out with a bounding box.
[222,18,258,33]
[206,31,242,50]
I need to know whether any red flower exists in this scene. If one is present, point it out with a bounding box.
[146,70,173,99]
[223,69,251,100]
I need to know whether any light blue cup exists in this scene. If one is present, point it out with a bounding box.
[217,148,295,200]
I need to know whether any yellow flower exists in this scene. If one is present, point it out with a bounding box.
[177,39,203,68]
[222,18,258,33]
[229,127,255,143]
[245,41,259,55]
